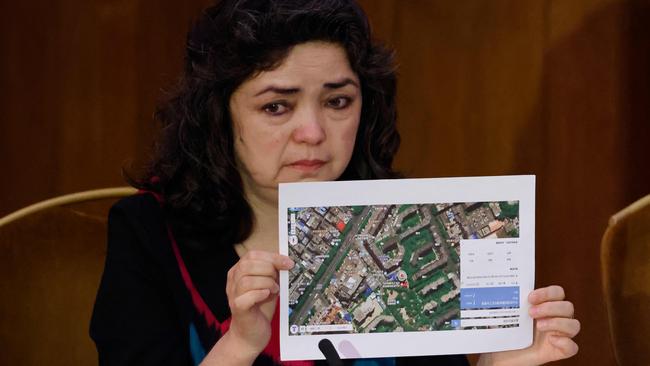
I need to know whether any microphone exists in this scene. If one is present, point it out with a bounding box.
[318,338,343,366]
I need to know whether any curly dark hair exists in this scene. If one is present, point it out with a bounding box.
[134,0,400,251]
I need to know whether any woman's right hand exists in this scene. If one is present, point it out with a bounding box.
[220,250,294,362]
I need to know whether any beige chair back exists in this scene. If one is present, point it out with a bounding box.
[601,194,650,366]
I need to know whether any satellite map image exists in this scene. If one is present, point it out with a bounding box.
[287,201,520,335]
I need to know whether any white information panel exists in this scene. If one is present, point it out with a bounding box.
[279,175,535,360]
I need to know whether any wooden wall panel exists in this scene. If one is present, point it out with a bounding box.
[55,0,139,193]
[542,1,627,365]
[0,2,65,213]
[361,1,649,365]
[0,0,209,216]
[0,1,140,214]
[357,0,397,43]
[389,1,546,178]
[542,1,650,364]
[2,1,649,366]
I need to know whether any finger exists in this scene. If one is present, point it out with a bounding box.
[244,250,294,270]
[227,260,277,297]
[235,275,280,295]
[536,318,581,337]
[529,301,574,319]
[232,259,280,280]
[226,266,235,297]
[548,335,579,359]
[528,285,565,305]
[232,289,272,312]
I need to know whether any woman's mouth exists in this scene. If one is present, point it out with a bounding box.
[288,159,326,172]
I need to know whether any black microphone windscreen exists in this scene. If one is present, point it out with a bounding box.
[318,338,343,366]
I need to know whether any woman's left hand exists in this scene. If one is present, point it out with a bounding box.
[478,285,580,366]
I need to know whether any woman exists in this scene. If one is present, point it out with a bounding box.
[90,1,580,365]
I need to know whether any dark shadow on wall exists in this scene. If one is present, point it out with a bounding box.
[623,0,650,204]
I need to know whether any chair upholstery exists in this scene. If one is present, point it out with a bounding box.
[601,194,650,366]
[0,188,136,366]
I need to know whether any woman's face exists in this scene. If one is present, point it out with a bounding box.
[230,41,361,202]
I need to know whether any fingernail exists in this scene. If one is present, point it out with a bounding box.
[529,306,538,317]
[537,319,548,329]
[284,258,295,268]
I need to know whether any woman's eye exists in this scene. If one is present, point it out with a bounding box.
[327,96,352,109]
[263,102,288,115]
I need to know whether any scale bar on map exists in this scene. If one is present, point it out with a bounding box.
[305,324,354,333]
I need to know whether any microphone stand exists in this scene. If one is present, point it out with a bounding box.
[318,338,343,366]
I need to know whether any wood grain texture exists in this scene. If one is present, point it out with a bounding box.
[389,0,546,178]
[2,1,650,365]
[0,0,211,216]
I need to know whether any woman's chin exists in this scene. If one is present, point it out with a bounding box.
[279,166,341,183]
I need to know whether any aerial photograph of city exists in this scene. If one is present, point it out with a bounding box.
[287,201,520,335]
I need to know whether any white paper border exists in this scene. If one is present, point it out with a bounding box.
[279,175,535,360]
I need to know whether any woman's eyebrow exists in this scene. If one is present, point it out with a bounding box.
[254,86,300,97]
[253,77,358,96]
[323,78,359,89]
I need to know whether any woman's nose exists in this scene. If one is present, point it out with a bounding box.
[291,105,326,144]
